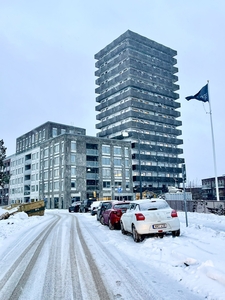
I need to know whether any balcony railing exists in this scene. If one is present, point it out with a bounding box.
[86,149,98,156]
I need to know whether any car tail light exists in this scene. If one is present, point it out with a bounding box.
[171,210,178,218]
[112,210,121,216]
[135,213,145,221]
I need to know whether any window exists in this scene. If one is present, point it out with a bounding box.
[71,154,76,163]
[54,168,59,177]
[103,181,111,188]
[125,169,130,178]
[61,128,66,134]
[102,157,110,166]
[102,168,111,178]
[54,181,59,190]
[71,167,76,176]
[114,158,122,166]
[125,159,129,167]
[44,171,48,179]
[44,148,49,157]
[44,160,48,168]
[114,169,122,177]
[114,146,122,156]
[126,181,130,189]
[71,181,75,188]
[54,156,59,165]
[71,141,76,151]
[125,147,129,157]
[52,128,57,137]
[54,144,59,153]
[102,145,110,155]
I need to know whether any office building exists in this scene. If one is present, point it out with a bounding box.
[202,176,225,200]
[95,30,184,195]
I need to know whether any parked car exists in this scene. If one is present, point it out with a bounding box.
[90,201,101,216]
[120,199,180,242]
[68,201,81,213]
[96,201,111,221]
[100,200,131,230]
[79,199,95,213]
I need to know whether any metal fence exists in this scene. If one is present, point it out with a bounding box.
[166,200,225,215]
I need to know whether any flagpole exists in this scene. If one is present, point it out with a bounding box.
[207,81,220,201]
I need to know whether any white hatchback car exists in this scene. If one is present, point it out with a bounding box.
[120,199,180,242]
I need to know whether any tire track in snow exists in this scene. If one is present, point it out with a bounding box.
[74,216,112,300]
[0,214,60,300]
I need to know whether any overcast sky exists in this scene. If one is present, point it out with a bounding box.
[1,0,224,186]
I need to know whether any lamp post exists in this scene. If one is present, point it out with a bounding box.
[138,135,142,199]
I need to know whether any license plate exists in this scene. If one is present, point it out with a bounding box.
[153,224,167,229]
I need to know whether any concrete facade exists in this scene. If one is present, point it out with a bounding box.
[8,122,134,209]
[95,30,184,194]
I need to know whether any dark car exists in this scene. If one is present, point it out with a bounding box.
[68,201,81,213]
[96,201,111,221]
[79,199,95,213]
[100,201,130,230]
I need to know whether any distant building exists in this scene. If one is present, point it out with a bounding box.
[202,176,225,200]
[95,30,184,195]
[7,122,134,208]
[0,158,10,206]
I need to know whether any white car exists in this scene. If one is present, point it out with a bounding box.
[120,199,180,242]
[90,201,101,216]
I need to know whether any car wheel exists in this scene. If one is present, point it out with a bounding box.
[100,216,105,225]
[108,219,114,230]
[132,225,142,243]
[120,222,127,235]
[172,229,180,237]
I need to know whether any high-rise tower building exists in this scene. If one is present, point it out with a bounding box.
[95,30,184,195]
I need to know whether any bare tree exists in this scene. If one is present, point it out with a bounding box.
[0,139,10,188]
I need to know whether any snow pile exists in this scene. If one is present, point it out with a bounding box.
[0,208,43,245]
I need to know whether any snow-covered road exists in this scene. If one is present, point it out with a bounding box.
[0,212,110,300]
[0,210,206,300]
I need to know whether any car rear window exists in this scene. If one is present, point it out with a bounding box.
[114,203,130,209]
[139,201,170,211]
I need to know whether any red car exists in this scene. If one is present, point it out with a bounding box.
[100,201,130,230]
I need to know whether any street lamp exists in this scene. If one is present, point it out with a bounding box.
[137,135,142,199]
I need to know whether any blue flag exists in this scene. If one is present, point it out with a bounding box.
[186,84,209,102]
